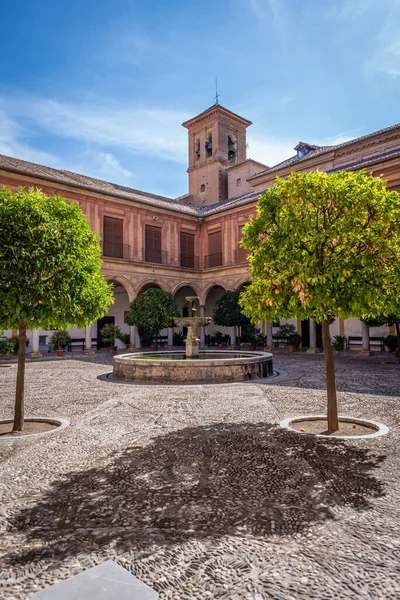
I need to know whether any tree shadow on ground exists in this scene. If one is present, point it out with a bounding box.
[4,423,385,569]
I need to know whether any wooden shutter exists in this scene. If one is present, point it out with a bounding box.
[103,217,123,258]
[180,232,195,268]
[208,231,222,267]
[145,225,162,263]
[237,225,247,262]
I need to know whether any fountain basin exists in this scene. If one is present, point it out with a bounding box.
[113,350,274,384]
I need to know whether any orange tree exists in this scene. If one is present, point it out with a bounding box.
[0,187,113,431]
[240,170,400,432]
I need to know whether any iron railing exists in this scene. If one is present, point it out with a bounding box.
[180,254,200,269]
[204,253,223,268]
[102,242,131,260]
[233,247,248,264]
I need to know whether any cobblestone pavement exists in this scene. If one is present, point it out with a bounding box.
[0,352,399,599]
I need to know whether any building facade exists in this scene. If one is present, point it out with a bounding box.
[1,103,399,355]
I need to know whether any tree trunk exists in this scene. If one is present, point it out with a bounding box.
[321,319,339,433]
[395,322,400,364]
[13,321,27,432]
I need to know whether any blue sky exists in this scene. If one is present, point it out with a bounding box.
[1,0,399,198]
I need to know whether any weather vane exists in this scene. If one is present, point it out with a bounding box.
[215,78,220,105]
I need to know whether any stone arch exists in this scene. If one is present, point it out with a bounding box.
[200,281,228,306]
[171,280,202,299]
[135,278,171,295]
[234,278,252,291]
[105,274,135,302]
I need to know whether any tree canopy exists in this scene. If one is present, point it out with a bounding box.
[126,288,178,346]
[213,290,251,328]
[0,187,113,331]
[240,170,400,431]
[0,187,113,430]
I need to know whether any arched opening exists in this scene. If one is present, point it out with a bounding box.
[205,285,230,346]
[137,282,162,295]
[97,280,131,349]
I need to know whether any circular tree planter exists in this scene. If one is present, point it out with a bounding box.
[0,416,69,440]
[279,415,389,440]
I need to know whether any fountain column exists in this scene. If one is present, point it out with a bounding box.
[84,324,95,354]
[29,329,42,358]
[360,322,373,356]
[199,305,206,348]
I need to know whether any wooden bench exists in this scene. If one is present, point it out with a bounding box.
[346,336,385,351]
[68,338,98,351]
[271,335,287,348]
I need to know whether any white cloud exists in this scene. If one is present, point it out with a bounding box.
[0,108,59,166]
[246,133,294,167]
[367,35,400,78]
[330,0,400,19]
[249,0,289,37]
[2,94,190,164]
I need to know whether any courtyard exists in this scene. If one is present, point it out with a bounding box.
[0,352,399,599]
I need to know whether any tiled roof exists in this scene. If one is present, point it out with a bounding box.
[182,103,252,128]
[0,153,200,216]
[202,190,261,215]
[251,121,400,179]
[328,147,400,173]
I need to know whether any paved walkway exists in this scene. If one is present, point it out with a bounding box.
[0,352,399,599]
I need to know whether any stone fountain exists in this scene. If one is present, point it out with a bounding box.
[175,296,212,358]
[112,297,274,384]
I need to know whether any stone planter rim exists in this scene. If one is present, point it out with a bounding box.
[0,416,70,441]
[279,415,389,440]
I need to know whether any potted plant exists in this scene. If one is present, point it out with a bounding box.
[99,323,121,354]
[50,330,71,356]
[221,333,230,347]
[173,331,185,346]
[384,335,398,353]
[332,335,346,354]
[0,336,13,359]
[214,331,224,349]
[117,331,131,349]
[249,330,263,350]
[287,331,302,353]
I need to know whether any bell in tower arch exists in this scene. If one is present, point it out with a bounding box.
[228,136,236,162]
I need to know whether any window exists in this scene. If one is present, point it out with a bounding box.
[205,133,212,158]
[195,139,200,159]
[145,224,162,263]
[236,225,247,262]
[103,216,124,258]
[207,230,222,267]
[228,136,236,161]
[200,184,205,193]
[236,178,241,187]
[180,231,195,268]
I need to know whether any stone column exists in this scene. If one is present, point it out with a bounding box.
[84,324,95,354]
[265,321,273,351]
[199,305,206,349]
[29,329,42,359]
[129,325,137,351]
[307,318,322,353]
[135,328,141,348]
[230,326,236,349]
[167,327,174,349]
[360,321,373,356]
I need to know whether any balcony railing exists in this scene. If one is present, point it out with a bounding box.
[204,253,223,268]
[143,248,170,265]
[233,247,248,264]
[180,254,200,269]
[102,242,131,260]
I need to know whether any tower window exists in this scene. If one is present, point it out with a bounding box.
[236,178,241,187]
[200,184,205,193]
[195,139,200,159]
[205,133,212,158]
[228,136,236,161]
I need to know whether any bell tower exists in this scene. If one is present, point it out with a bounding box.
[182,104,252,205]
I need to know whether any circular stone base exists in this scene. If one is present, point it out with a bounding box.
[0,417,69,440]
[113,350,274,384]
[279,415,389,439]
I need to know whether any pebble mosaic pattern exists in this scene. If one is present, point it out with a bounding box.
[0,351,399,599]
